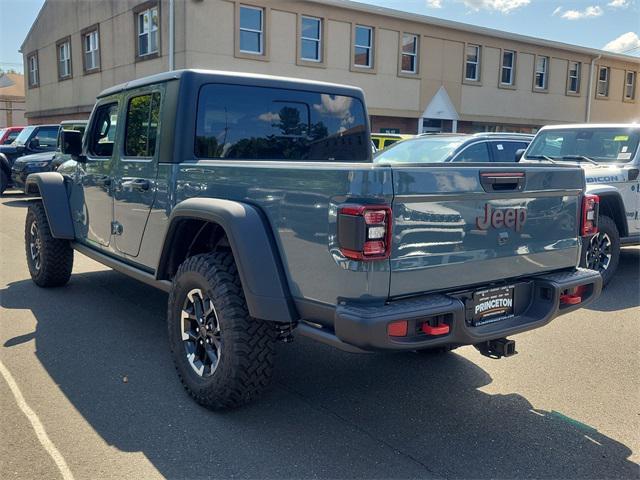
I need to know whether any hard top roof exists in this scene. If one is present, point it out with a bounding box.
[98,69,365,99]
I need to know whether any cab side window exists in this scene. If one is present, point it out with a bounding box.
[34,127,60,148]
[89,103,119,157]
[491,141,530,162]
[124,92,161,157]
[6,130,21,144]
[456,142,491,162]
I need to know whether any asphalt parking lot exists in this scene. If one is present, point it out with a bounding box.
[1,191,639,480]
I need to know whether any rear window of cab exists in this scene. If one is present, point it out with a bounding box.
[194,84,369,162]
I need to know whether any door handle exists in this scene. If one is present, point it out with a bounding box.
[120,178,150,192]
[479,171,525,192]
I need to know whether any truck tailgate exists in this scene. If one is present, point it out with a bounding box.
[389,165,584,297]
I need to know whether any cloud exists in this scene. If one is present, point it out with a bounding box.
[313,95,355,127]
[426,0,443,7]
[560,5,603,19]
[607,0,630,7]
[461,0,530,13]
[258,112,280,123]
[603,31,640,53]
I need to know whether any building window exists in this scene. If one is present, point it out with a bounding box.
[239,5,264,55]
[354,25,373,68]
[57,38,72,79]
[401,33,418,74]
[465,44,480,81]
[500,50,515,85]
[83,28,100,72]
[597,66,609,97]
[27,53,38,87]
[137,6,159,57]
[300,16,322,62]
[125,92,161,157]
[568,61,581,94]
[624,71,636,100]
[534,56,549,90]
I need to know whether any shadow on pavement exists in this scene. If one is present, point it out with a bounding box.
[586,248,639,312]
[0,199,33,208]
[1,269,637,479]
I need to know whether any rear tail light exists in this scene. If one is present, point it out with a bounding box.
[581,194,599,236]
[338,204,392,260]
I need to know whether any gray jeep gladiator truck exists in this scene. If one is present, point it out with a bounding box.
[24,70,601,409]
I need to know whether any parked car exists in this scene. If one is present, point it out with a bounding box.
[371,133,414,150]
[0,124,60,194]
[25,70,601,410]
[520,124,640,286]
[0,126,24,145]
[11,120,87,192]
[374,132,534,164]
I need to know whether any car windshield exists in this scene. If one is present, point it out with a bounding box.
[527,127,640,163]
[13,126,36,146]
[373,136,466,164]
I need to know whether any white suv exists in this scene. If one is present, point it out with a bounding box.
[521,124,639,286]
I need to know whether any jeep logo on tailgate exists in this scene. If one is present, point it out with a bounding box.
[476,204,527,232]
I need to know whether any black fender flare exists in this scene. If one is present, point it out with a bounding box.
[0,153,10,175]
[586,185,628,237]
[24,172,75,240]
[157,197,296,323]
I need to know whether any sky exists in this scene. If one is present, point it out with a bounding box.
[1,0,639,73]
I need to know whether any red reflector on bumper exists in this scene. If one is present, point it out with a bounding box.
[422,323,450,336]
[560,294,582,305]
[387,321,408,337]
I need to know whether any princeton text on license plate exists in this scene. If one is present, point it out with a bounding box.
[472,285,515,326]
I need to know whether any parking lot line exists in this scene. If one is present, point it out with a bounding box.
[0,359,75,480]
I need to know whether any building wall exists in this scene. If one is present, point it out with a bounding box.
[0,99,27,127]
[22,0,640,130]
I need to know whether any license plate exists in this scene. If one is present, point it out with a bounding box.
[472,286,515,326]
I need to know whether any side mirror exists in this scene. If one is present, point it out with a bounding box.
[515,149,526,162]
[28,138,40,150]
[60,129,85,162]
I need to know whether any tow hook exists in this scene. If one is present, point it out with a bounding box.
[475,338,517,359]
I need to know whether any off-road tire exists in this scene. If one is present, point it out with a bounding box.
[0,169,8,195]
[581,214,619,287]
[24,201,74,287]
[168,252,277,410]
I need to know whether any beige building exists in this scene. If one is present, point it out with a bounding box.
[0,72,26,128]
[21,0,640,132]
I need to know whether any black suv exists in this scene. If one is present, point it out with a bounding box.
[0,124,60,194]
[374,132,534,164]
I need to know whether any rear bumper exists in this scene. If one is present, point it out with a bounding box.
[327,268,601,351]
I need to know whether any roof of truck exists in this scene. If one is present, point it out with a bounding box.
[98,69,365,99]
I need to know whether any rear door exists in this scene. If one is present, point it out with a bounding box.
[112,88,162,258]
[389,164,584,297]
